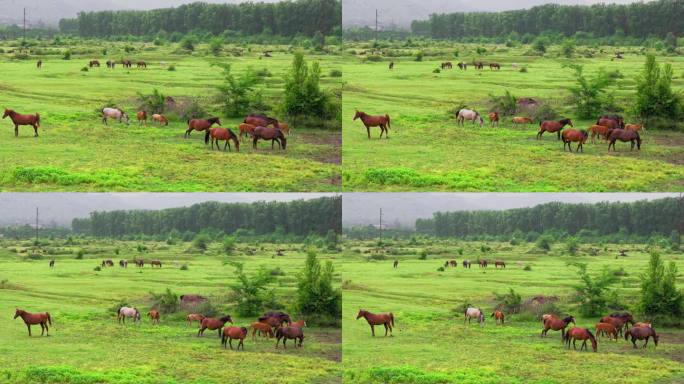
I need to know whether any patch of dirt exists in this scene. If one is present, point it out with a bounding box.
[660,332,684,363]
[312,329,341,362]
[298,133,341,164]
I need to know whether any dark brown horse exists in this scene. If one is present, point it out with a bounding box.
[149,260,162,268]
[3,109,40,137]
[393,260,399,268]
[36,60,42,69]
[353,110,391,139]
[494,260,506,268]
[389,61,395,70]
[259,311,291,329]
[597,118,622,130]
[489,63,501,70]
[244,114,279,128]
[600,313,634,336]
[205,127,240,152]
[478,259,488,268]
[275,326,304,349]
[122,60,132,68]
[252,126,286,150]
[561,129,589,152]
[457,62,467,70]
[537,118,573,140]
[625,326,659,348]
[474,61,484,70]
[137,61,147,69]
[198,315,233,337]
[356,309,394,336]
[221,326,248,350]
[564,327,597,352]
[89,60,100,68]
[186,117,221,138]
[462,260,471,268]
[542,316,575,339]
[597,114,624,129]
[49,259,55,268]
[14,309,52,336]
[106,60,115,69]
[607,129,641,151]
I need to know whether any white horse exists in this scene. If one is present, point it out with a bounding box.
[464,307,485,326]
[117,306,141,324]
[102,107,129,125]
[457,108,483,126]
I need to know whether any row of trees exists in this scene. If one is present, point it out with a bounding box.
[60,0,340,38]
[71,196,341,238]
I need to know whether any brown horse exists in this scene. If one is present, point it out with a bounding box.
[198,315,233,337]
[600,313,634,335]
[389,61,395,70]
[607,129,641,151]
[597,114,624,129]
[186,117,220,138]
[488,112,500,127]
[101,259,114,267]
[252,126,286,150]
[458,62,467,70]
[268,122,289,136]
[561,129,589,152]
[221,326,248,350]
[275,326,304,349]
[36,60,42,69]
[291,319,307,328]
[589,125,611,143]
[149,260,162,268]
[205,127,240,152]
[137,61,147,69]
[259,312,291,329]
[462,260,471,268]
[152,114,168,126]
[122,60,132,68]
[187,313,205,327]
[595,322,618,341]
[633,322,652,328]
[625,123,644,132]
[474,61,484,70]
[489,63,501,70]
[542,316,575,339]
[564,327,597,352]
[3,109,40,137]
[512,116,533,125]
[148,310,160,325]
[597,118,622,130]
[537,119,573,140]
[491,310,505,325]
[14,309,52,336]
[89,60,100,68]
[251,322,274,340]
[478,259,488,268]
[353,110,391,139]
[356,309,394,336]
[136,111,147,125]
[238,123,257,140]
[244,114,279,129]
[625,326,659,348]
[494,260,506,268]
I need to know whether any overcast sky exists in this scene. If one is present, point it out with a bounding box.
[343,193,681,228]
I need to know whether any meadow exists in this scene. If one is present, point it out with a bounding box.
[342,42,684,191]
[0,238,341,384]
[342,239,684,384]
[0,41,342,191]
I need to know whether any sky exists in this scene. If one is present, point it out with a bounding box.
[342,193,681,228]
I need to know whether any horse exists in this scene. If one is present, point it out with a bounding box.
[101,108,129,126]
[244,114,279,129]
[541,313,557,323]
[474,62,484,70]
[595,322,618,341]
[457,109,483,126]
[186,117,220,138]
[36,60,42,69]
[149,260,162,268]
[589,125,611,143]
[49,259,55,268]
[462,260,471,268]
[137,61,147,69]
[135,259,144,267]
[3,109,40,137]
[489,63,501,70]
[542,316,575,339]
[564,327,597,352]
[561,129,589,152]
[597,118,622,130]
[106,60,115,69]
[101,259,114,267]
[221,326,248,350]
[122,60,132,68]
[252,126,286,150]
[148,310,160,325]
[117,307,141,325]
[597,114,624,129]
[275,326,304,349]
[488,112,499,127]
[389,61,394,70]
[205,127,240,152]
[291,319,307,328]
[251,322,274,340]
[512,116,533,126]
[136,111,147,125]
[268,122,290,136]
[353,110,391,139]
[89,60,100,68]
[119,260,127,268]
[356,309,394,336]
[393,260,399,268]
[625,326,659,348]
[151,114,168,126]
[14,309,52,336]
[478,259,488,268]
[457,62,467,70]
[607,129,641,151]
[600,313,634,336]
[537,118,573,140]
[491,310,505,325]
[633,322,652,328]
[238,123,257,140]
[464,307,485,326]
[259,312,291,329]
[187,313,205,327]
[625,123,644,132]
[449,260,457,267]
[198,315,233,337]
[494,260,506,268]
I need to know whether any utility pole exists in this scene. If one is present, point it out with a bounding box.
[374,9,378,45]
[379,208,383,244]
[35,207,39,243]
[23,7,27,43]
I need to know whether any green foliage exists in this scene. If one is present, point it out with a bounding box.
[561,39,575,57]
[634,54,682,123]
[214,63,262,117]
[639,252,683,320]
[179,263,188,271]
[325,229,338,250]
[229,262,275,316]
[179,35,195,51]
[167,64,176,71]
[671,230,681,251]
[566,237,579,255]
[536,235,552,251]
[312,31,325,51]
[209,37,223,55]
[475,46,486,55]
[136,88,166,114]
[222,235,236,255]
[295,249,341,325]
[664,32,677,53]
[493,288,522,313]
[149,287,179,313]
[418,249,428,260]
[282,52,329,120]
[532,37,547,53]
[488,90,517,116]
[569,262,619,317]
[192,233,210,251]
[564,63,612,119]
[62,49,71,60]
[75,249,84,259]
[329,69,342,77]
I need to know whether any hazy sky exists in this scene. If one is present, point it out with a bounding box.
[343,193,680,228]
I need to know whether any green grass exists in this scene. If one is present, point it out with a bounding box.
[0,239,341,384]
[342,43,684,191]
[0,41,341,191]
[342,239,684,384]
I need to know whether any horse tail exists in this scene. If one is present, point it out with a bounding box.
[389,313,395,327]
[204,129,211,144]
[46,312,52,326]
[385,114,391,129]
[35,113,40,127]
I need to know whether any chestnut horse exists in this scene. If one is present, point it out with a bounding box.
[205,127,240,152]
[149,260,162,268]
[488,112,499,127]
[491,310,505,325]
[275,326,304,349]
[542,316,575,339]
[356,309,394,336]
[136,111,147,125]
[597,118,622,130]
[239,123,257,140]
[625,326,658,348]
[353,110,391,139]
[198,315,233,337]
[259,312,291,329]
[268,122,289,136]
[3,109,40,137]
[185,117,220,138]
[589,125,611,143]
[36,60,42,69]
[625,123,644,132]
[595,322,618,341]
[251,322,274,340]
[512,116,533,125]
[14,309,52,336]
[600,313,634,336]
[494,260,506,268]
[489,63,501,70]
[252,126,286,150]
[152,114,168,126]
[607,129,641,151]
[291,319,307,328]
[561,129,588,152]
[537,119,573,140]
[244,114,279,129]
[221,326,248,350]
[148,310,160,325]
[187,313,205,327]
[597,114,624,129]
[564,327,597,352]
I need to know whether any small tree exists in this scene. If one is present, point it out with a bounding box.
[312,31,325,51]
[561,38,576,58]
[209,37,223,55]
[494,288,522,313]
[536,235,552,251]
[149,288,179,313]
[488,89,517,116]
[229,262,275,316]
[564,63,612,119]
[136,88,166,114]
[566,237,579,255]
[664,32,677,53]
[532,37,548,54]
[193,233,210,251]
[222,235,236,255]
[295,249,341,324]
[634,54,682,121]
[325,229,338,249]
[570,262,619,317]
[639,252,683,320]
[214,63,262,117]
[670,230,681,251]
[282,52,328,121]
[180,35,195,51]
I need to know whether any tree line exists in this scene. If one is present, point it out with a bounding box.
[60,0,341,38]
[71,196,341,238]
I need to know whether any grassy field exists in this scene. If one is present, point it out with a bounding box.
[0,239,341,384]
[0,41,341,191]
[342,239,684,384]
[342,43,684,191]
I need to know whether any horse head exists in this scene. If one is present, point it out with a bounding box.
[564,316,576,325]
[2,109,11,119]
[210,117,221,126]
[653,331,659,346]
[220,315,233,324]
[356,309,366,319]
[13,308,23,319]
[561,118,573,127]
[587,329,597,352]
[353,110,362,120]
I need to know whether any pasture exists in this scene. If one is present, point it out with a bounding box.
[342,42,684,191]
[0,41,342,191]
[342,239,684,383]
[0,239,341,384]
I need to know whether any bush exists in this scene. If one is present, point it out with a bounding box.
[570,262,619,317]
[494,288,522,313]
[222,235,236,255]
[366,55,382,62]
[137,88,166,114]
[149,288,179,313]
[75,249,84,259]
[62,50,71,60]
[80,66,88,72]
[418,249,428,260]
[634,54,682,123]
[433,68,441,73]
[214,63,262,117]
[415,51,423,62]
[193,233,210,251]
[180,263,188,271]
[329,69,342,77]
[295,249,341,325]
[229,262,275,316]
[168,64,176,72]
[566,237,579,255]
[639,251,683,321]
[536,235,552,251]
[94,266,101,271]
[523,264,532,271]
[519,67,528,73]
[179,35,196,51]
[489,90,518,116]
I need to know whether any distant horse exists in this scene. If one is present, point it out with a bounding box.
[119,260,127,268]
[489,63,501,70]
[444,260,450,268]
[89,60,100,68]
[542,316,575,339]
[488,112,499,127]
[122,60,132,68]
[137,61,147,69]
[101,259,114,267]
[441,61,452,70]
[187,313,205,327]
[149,260,162,268]
[198,315,233,337]
[494,260,506,268]
[49,260,55,268]
[14,309,52,336]
[185,117,220,138]
[252,126,286,150]
[148,310,160,325]
[462,260,471,268]
[389,61,394,70]
[117,307,141,324]
[135,259,144,268]
[106,60,115,69]
[239,123,257,140]
[244,114,279,129]
[456,109,483,126]
[537,118,573,140]
[393,260,398,268]
[251,322,274,340]
[561,129,589,152]
[3,109,40,137]
[151,114,168,126]
[491,310,505,325]
[625,326,658,348]
[464,307,485,326]
[101,107,129,125]
[625,123,644,132]
[512,116,533,126]
[607,129,641,151]
[275,326,304,349]
[356,309,394,336]
[478,259,488,268]
[205,127,240,152]
[136,111,147,125]
[449,260,457,267]
[564,327,597,352]
[36,60,42,69]
[595,322,618,341]
[589,125,611,143]
[353,110,391,139]
[597,114,624,129]
[457,62,467,70]
[222,326,248,350]
[474,61,484,70]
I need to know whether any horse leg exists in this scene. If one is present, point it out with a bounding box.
[14,124,19,137]
[33,124,38,137]
[229,339,233,350]
[218,328,222,338]
[40,323,45,336]
[370,324,375,337]
[224,140,228,152]
[384,324,388,336]
[27,324,31,336]
[366,125,370,139]
[283,339,287,349]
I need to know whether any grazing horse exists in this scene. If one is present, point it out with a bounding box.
[205,127,240,152]
[268,122,290,136]
[198,315,233,337]
[494,260,506,268]
[49,260,55,268]
[464,307,485,326]
[589,125,611,143]
[238,123,257,140]
[119,259,127,268]
[151,114,168,126]
[102,108,129,125]
[542,316,575,339]
[512,116,533,125]
[186,117,220,138]
[537,118,573,140]
[597,118,622,130]
[136,111,147,125]
[259,312,291,329]
[541,313,557,323]
[149,260,162,268]
[625,123,644,132]
[393,260,399,268]
[275,326,304,349]
[251,322,274,340]
[462,260,471,268]
[457,62,467,70]
[488,112,500,127]
[597,114,624,129]
[89,60,100,68]
[3,109,40,137]
[633,322,652,328]
[117,307,141,324]
[106,60,115,69]
[561,129,589,152]
[600,313,634,336]
[625,326,658,348]
[14,309,52,336]
[457,109,484,126]
[244,114,279,129]
[122,60,132,68]
[474,62,484,70]
[491,310,505,325]
[478,259,488,268]
[36,60,42,69]
[353,110,391,139]
[135,259,144,268]
[449,260,457,267]
[564,327,597,352]
[595,322,618,341]
[137,61,147,69]
[102,259,114,267]
[148,310,160,325]
[252,126,286,150]
[489,63,501,70]
[221,326,248,350]
[607,129,641,151]
[441,62,452,70]
[389,61,394,70]
[187,313,205,327]
[356,309,394,337]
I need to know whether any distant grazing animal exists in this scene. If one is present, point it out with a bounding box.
[185,117,220,138]
[238,123,257,140]
[449,260,457,267]
[542,316,575,339]
[151,114,168,126]
[491,310,505,325]
[589,125,611,143]
[393,260,398,268]
[488,112,499,127]
[221,326,248,350]
[117,307,141,325]
[252,126,286,150]
[444,260,450,268]
[291,319,307,328]
[149,260,162,268]
[275,326,304,349]
[625,123,644,132]
[244,114,279,129]
[607,129,641,151]
[561,129,589,152]
[14,309,52,336]
[441,61,452,70]
[106,60,115,69]
[187,313,205,327]
[564,327,597,352]
[136,111,147,125]
[512,116,533,125]
[198,315,233,337]
[122,60,132,68]
[389,61,394,70]
[625,326,658,348]
[89,60,100,68]
[537,118,573,140]
[474,61,484,70]
[457,108,483,126]
[205,127,240,152]
[136,61,147,69]
[595,322,618,341]
[353,110,391,139]
[101,259,114,267]
[457,62,467,70]
[478,259,488,268]
[119,260,127,268]
[464,307,485,326]
[101,108,129,126]
[3,109,40,137]
[489,63,501,70]
[36,60,42,69]
[49,259,55,268]
[597,114,624,129]
[250,322,274,340]
[148,310,160,325]
[134,259,144,267]
[463,260,471,268]
[356,309,394,337]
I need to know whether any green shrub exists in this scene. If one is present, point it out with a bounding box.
[329,69,342,77]
[149,288,179,313]
[75,249,84,259]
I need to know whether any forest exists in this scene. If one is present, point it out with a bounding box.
[70,196,341,237]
